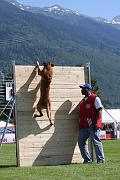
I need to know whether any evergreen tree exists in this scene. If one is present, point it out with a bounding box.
[91,75,106,107]
[91,75,100,95]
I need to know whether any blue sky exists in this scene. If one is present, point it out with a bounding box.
[17,0,120,20]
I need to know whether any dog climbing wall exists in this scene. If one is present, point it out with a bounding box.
[14,64,91,166]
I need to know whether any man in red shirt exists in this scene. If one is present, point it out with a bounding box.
[78,83,105,164]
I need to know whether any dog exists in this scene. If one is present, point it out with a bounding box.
[34,61,54,125]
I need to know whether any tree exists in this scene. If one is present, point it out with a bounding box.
[91,75,100,95]
[91,74,106,107]
[76,64,101,95]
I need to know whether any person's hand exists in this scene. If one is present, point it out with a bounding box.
[93,124,97,131]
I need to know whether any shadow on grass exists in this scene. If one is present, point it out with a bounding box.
[0,165,16,168]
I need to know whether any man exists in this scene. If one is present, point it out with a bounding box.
[78,83,105,164]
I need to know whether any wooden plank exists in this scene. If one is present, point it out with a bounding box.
[16,100,80,111]
[19,131,78,141]
[19,146,79,157]
[16,100,81,107]
[16,92,82,102]
[16,84,84,90]
[15,65,84,75]
[19,141,78,148]
[17,114,79,123]
[16,89,82,96]
[15,79,85,89]
[17,115,79,124]
[17,123,79,137]
[18,130,79,138]
[17,109,79,121]
[18,122,79,131]
[19,154,83,166]
[16,97,82,102]
[19,145,80,155]
[16,73,85,80]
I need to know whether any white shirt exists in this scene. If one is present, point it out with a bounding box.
[94,96,103,110]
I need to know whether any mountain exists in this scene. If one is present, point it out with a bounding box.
[1,0,120,108]
[4,0,120,31]
[4,0,120,25]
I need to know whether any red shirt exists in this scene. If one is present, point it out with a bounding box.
[79,93,102,128]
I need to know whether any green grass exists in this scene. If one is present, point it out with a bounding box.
[0,140,120,180]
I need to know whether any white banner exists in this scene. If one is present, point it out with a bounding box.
[100,130,106,139]
[0,133,15,143]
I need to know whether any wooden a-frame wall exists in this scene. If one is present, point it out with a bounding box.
[13,63,92,166]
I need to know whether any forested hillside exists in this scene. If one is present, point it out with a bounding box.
[0,0,120,108]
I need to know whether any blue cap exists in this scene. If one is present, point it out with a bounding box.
[79,83,92,89]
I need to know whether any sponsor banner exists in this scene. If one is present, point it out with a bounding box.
[117,131,120,139]
[100,130,106,139]
[0,133,15,143]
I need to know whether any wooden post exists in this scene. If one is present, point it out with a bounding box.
[84,62,94,162]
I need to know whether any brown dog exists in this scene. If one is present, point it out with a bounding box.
[34,61,54,125]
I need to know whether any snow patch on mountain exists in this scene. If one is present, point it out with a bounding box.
[3,0,120,25]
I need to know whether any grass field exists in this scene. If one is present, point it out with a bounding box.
[0,140,120,180]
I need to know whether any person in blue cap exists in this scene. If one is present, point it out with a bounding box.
[78,83,105,164]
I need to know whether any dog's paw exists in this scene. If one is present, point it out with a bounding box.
[36,61,39,66]
[34,114,41,117]
[50,122,53,126]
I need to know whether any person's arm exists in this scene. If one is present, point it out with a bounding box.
[93,107,102,128]
[93,97,103,130]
